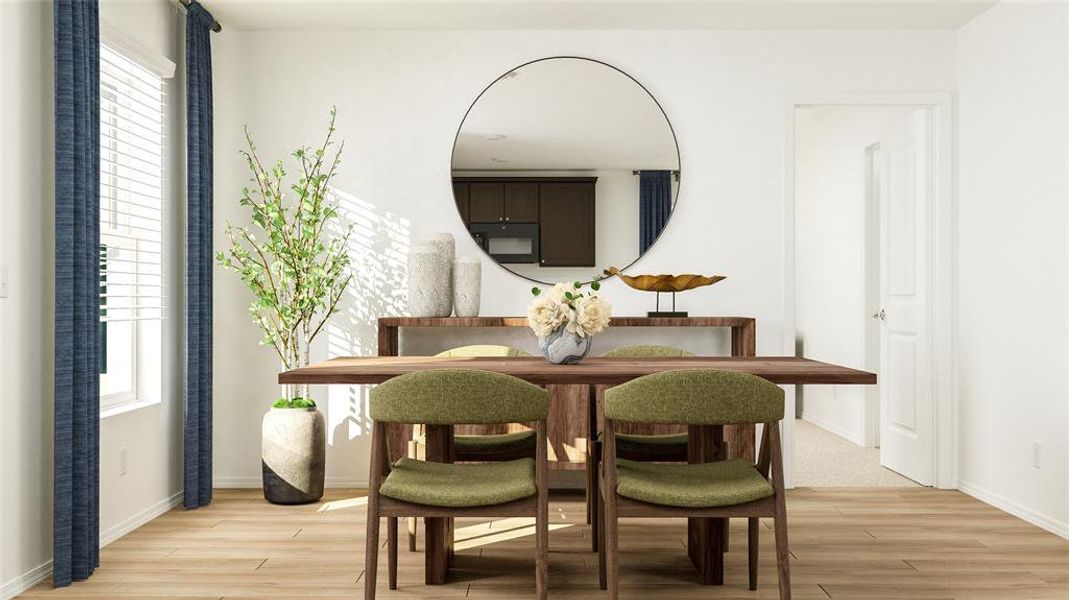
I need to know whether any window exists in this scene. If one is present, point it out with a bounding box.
[98,40,168,413]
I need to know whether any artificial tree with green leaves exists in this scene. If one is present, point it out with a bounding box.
[217,108,352,409]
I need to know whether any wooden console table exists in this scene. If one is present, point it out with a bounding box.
[377,316,758,467]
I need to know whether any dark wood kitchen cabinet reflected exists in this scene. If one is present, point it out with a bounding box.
[538,181,595,267]
[452,177,596,266]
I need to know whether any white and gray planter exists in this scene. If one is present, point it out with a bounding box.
[261,407,326,505]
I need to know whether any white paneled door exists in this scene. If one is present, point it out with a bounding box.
[878,108,934,486]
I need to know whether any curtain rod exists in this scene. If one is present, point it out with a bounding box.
[178,0,222,33]
[633,170,681,181]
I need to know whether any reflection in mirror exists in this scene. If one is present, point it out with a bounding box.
[451,57,680,284]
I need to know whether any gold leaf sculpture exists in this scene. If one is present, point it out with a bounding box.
[603,267,726,292]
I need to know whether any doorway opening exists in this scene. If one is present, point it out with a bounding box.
[788,101,949,488]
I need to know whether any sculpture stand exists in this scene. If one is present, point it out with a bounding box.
[648,291,688,318]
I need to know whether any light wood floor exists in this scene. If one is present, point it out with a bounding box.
[20,488,1069,599]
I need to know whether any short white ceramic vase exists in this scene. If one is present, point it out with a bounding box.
[452,257,481,317]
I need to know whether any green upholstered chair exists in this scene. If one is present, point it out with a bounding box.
[365,369,549,600]
[437,345,537,461]
[597,369,791,600]
[600,344,696,359]
[587,345,693,550]
[406,345,536,550]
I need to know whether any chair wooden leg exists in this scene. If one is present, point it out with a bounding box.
[364,506,380,600]
[748,517,759,591]
[773,511,791,599]
[597,491,607,590]
[535,419,549,600]
[536,491,549,600]
[590,441,600,552]
[387,517,398,590]
[604,491,619,600]
[405,437,420,552]
[585,440,595,525]
[769,422,792,600]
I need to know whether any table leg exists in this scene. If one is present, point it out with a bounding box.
[729,321,757,463]
[687,424,726,585]
[586,385,598,525]
[423,424,454,585]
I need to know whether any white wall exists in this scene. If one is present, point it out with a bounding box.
[794,106,913,446]
[0,1,186,596]
[210,29,957,487]
[0,1,54,595]
[956,0,1069,536]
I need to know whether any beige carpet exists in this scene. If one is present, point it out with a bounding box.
[794,419,921,487]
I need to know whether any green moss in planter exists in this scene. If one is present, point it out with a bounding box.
[273,397,317,409]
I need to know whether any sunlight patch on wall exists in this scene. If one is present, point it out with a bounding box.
[324,188,411,446]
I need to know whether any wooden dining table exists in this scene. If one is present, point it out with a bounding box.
[280,355,876,586]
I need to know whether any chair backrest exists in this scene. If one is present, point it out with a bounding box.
[370,369,548,424]
[604,369,784,425]
[436,345,530,357]
[602,344,695,358]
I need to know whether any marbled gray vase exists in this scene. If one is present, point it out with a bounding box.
[261,408,325,505]
[421,233,455,317]
[452,257,481,317]
[539,326,593,365]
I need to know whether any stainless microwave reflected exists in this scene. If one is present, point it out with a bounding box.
[451,57,680,285]
[469,223,540,264]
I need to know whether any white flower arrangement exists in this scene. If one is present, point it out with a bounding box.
[527,281,612,339]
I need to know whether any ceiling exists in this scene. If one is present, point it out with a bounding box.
[205,0,999,32]
[451,58,678,170]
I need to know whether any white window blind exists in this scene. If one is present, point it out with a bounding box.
[99,43,165,323]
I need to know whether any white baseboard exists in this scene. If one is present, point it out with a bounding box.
[1,560,52,600]
[214,476,369,489]
[1,491,183,600]
[212,476,262,489]
[100,490,185,547]
[958,479,1069,540]
[800,414,866,446]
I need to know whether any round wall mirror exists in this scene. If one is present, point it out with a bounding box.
[451,57,680,285]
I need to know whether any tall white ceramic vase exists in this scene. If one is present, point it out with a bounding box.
[453,257,481,317]
[407,244,451,317]
[421,233,455,317]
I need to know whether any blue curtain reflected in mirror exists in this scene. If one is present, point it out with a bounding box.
[639,170,672,254]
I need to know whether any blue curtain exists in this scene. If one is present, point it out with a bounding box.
[53,0,100,587]
[639,170,672,254]
[184,0,216,510]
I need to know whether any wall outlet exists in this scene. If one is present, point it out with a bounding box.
[119,447,128,476]
[1032,441,1042,469]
